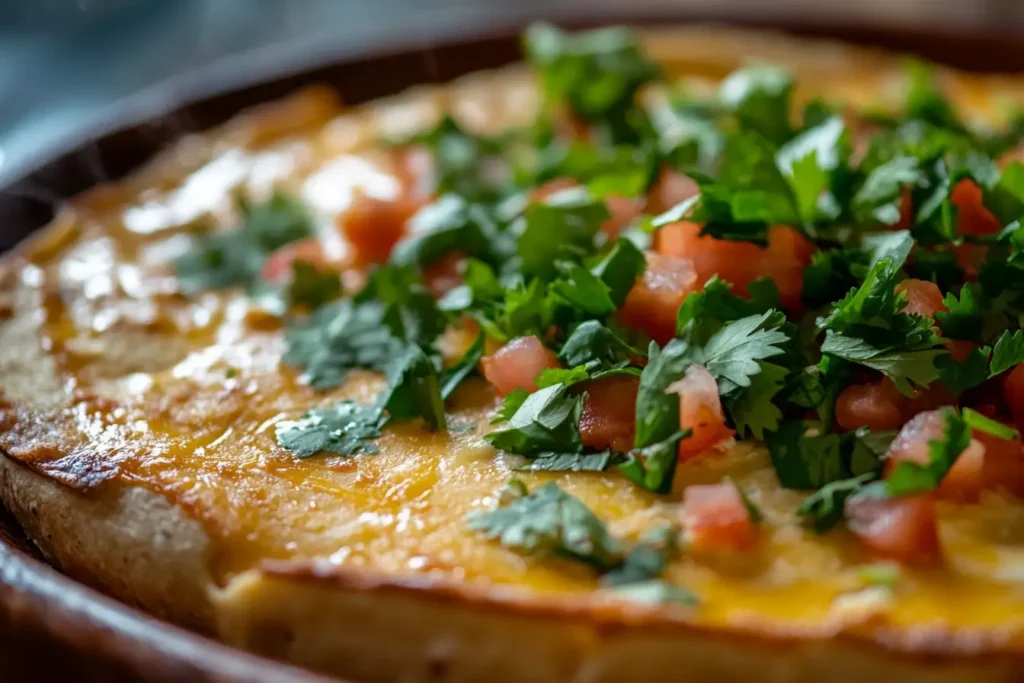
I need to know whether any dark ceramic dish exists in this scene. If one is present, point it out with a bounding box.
[3,10,1024,682]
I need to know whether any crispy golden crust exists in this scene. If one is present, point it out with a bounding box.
[4,26,1024,682]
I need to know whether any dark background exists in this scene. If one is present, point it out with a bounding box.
[3,0,1024,190]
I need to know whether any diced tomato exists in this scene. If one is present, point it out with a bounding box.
[667,364,734,460]
[619,251,698,343]
[976,428,1024,499]
[338,191,420,265]
[656,222,813,310]
[836,377,954,432]
[648,169,700,214]
[895,279,947,318]
[603,195,643,239]
[682,482,757,553]
[764,225,815,310]
[945,339,977,363]
[424,253,463,298]
[657,220,763,290]
[836,380,908,431]
[905,383,957,415]
[885,409,986,502]
[579,375,640,453]
[480,336,560,396]
[261,237,333,282]
[951,179,1003,237]
[1005,365,1024,432]
[845,492,940,564]
[954,242,987,280]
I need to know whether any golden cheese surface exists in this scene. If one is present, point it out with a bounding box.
[5,28,1024,655]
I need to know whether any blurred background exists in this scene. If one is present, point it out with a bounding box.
[3,0,1024,189]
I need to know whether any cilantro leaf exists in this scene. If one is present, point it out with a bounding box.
[719,66,793,143]
[775,115,848,222]
[287,260,342,310]
[724,361,787,439]
[550,261,616,317]
[990,329,1024,376]
[797,472,876,532]
[590,238,646,307]
[485,384,584,456]
[558,320,642,369]
[851,156,921,226]
[936,346,991,394]
[802,248,862,308]
[766,421,885,490]
[905,60,963,131]
[283,299,404,390]
[618,429,690,494]
[698,311,790,394]
[361,265,447,349]
[492,389,529,424]
[515,187,609,279]
[602,524,679,586]
[820,331,943,394]
[466,481,624,571]
[935,284,983,341]
[524,23,659,122]
[390,194,501,268]
[676,277,780,337]
[517,451,623,472]
[379,345,447,430]
[400,116,509,201]
[275,401,385,458]
[634,340,690,448]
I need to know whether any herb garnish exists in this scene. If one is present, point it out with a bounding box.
[176,192,312,293]
[468,480,692,601]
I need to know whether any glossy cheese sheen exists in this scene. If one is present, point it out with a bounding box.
[4,33,1024,655]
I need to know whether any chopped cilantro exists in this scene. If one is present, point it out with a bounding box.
[287,260,342,310]
[283,299,404,390]
[275,401,385,458]
[469,481,687,591]
[466,481,624,571]
[524,23,659,127]
[485,383,583,456]
[767,421,885,490]
[618,429,691,494]
[517,451,623,472]
[602,523,679,586]
[990,329,1024,376]
[175,192,312,293]
[797,472,876,532]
